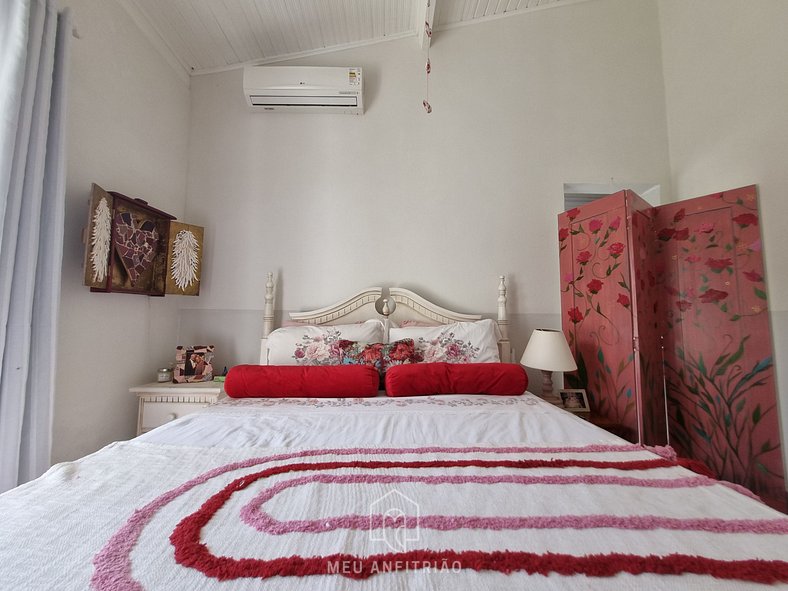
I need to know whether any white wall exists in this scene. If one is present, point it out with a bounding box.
[52,0,190,463]
[180,0,672,370]
[658,0,788,477]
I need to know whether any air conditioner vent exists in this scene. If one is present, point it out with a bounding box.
[243,66,363,114]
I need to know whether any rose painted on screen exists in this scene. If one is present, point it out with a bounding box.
[576,250,592,264]
[675,300,692,312]
[673,227,690,241]
[695,222,714,234]
[587,279,603,294]
[699,289,728,304]
[705,257,732,273]
[617,293,630,308]
[657,228,675,241]
[567,307,584,324]
[589,219,603,233]
[566,208,580,221]
[558,227,569,241]
[673,208,686,222]
[685,255,701,264]
[743,270,763,282]
[732,213,758,227]
[608,242,625,258]
[749,239,762,252]
[608,216,621,231]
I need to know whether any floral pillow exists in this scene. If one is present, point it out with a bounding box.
[389,319,501,364]
[265,320,385,365]
[292,328,345,365]
[338,339,417,379]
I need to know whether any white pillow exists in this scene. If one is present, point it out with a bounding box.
[266,320,385,365]
[389,319,501,363]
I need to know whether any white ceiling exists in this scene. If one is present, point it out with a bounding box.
[118,0,592,77]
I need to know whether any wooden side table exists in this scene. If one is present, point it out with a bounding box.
[131,381,224,436]
[588,414,632,440]
[550,400,633,441]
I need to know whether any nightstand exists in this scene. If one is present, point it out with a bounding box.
[131,381,224,436]
[588,414,632,440]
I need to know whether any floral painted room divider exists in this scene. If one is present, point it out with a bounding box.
[558,185,786,511]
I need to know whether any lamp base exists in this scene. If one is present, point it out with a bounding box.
[540,370,562,406]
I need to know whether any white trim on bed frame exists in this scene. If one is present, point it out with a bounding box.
[289,287,383,324]
[259,275,511,363]
[387,288,481,324]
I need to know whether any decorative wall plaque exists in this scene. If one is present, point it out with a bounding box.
[165,221,204,296]
[83,183,175,295]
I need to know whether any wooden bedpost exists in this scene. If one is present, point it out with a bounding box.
[259,272,275,364]
[497,275,511,362]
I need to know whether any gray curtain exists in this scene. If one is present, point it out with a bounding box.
[0,0,70,493]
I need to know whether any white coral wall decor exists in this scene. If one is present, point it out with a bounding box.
[90,197,111,283]
[170,229,200,290]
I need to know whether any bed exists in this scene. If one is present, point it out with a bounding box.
[1,274,787,590]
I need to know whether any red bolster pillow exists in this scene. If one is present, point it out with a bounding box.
[225,365,380,398]
[385,362,527,397]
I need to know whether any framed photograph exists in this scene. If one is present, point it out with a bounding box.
[174,345,215,383]
[559,389,590,412]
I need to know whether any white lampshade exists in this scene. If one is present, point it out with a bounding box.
[520,329,577,372]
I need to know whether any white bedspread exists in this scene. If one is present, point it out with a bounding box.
[1,393,786,590]
[138,393,620,448]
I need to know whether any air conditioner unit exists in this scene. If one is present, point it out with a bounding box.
[243,66,363,114]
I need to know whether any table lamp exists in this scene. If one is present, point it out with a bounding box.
[520,328,577,403]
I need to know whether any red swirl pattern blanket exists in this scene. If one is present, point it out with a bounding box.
[90,444,788,589]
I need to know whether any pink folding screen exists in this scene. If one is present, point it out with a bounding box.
[558,185,785,512]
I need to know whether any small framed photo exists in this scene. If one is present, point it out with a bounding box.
[174,345,215,383]
[559,389,590,412]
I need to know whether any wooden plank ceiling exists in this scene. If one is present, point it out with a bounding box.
[119,0,588,76]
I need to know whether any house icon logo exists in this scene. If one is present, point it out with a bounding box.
[369,489,420,551]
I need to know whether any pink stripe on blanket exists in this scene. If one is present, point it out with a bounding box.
[241,473,788,536]
[241,472,788,535]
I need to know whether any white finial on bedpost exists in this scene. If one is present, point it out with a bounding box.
[375,295,396,343]
[497,275,511,362]
[260,272,275,364]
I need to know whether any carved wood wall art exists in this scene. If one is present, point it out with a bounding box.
[84,183,176,296]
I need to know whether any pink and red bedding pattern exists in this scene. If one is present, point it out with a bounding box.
[91,445,788,589]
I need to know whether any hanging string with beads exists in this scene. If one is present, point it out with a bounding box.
[423,14,432,113]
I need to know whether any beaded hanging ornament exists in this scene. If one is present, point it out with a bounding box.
[423,18,432,113]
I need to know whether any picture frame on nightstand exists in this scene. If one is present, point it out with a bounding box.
[174,344,215,383]
[559,388,590,413]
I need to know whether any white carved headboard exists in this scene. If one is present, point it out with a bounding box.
[259,273,511,363]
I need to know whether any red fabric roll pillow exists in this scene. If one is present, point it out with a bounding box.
[385,362,527,397]
[225,365,379,398]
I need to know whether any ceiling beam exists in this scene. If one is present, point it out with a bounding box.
[415,0,436,50]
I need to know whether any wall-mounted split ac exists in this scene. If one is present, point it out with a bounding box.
[243,66,363,114]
